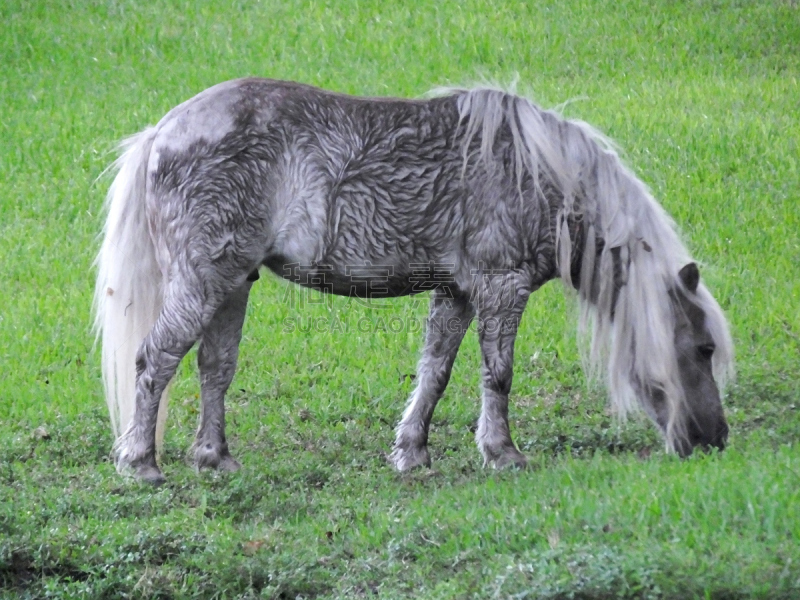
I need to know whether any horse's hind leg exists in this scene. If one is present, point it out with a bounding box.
[192,276,256,472]
[389,290,474,471]
[114,273,218,484]
[474,276,530,469]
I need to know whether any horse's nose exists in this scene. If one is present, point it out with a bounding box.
[685,416,728,455]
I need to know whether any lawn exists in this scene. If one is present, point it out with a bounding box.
[1,0,799,598]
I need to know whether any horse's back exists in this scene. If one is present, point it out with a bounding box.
[140,79,543,299]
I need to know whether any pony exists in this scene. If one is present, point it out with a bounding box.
[94,78,734,484]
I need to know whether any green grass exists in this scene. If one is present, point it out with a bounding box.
[1,0,799,597]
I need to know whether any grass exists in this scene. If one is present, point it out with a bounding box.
[1,0,799,597]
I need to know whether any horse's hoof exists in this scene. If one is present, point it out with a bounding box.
[478,434,528,470]
[194,444,241,473]
[135,464,166,485]
[218,454,241,472]
[489,449,528,470]
[388,446,431,471]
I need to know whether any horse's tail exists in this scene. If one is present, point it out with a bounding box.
[93,127,170,455]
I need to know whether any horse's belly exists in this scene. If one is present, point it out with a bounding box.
[265,256,421,298]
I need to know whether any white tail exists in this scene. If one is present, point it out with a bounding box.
[93,128,170,455]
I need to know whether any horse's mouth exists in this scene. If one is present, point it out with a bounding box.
[681,420,729,457]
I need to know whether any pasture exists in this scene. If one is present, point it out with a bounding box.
[1,0,799,597]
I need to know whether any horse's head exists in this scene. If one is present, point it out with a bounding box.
[639,262,729,457]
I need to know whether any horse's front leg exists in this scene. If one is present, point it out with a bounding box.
[192,278,255,472]
[389,289,474,471]
[474,276,530,469]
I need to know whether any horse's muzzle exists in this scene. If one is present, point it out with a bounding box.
[679,418,728,457]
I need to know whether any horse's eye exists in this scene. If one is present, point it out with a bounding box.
[698,343,715,359]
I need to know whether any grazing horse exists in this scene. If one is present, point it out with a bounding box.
[94,79,733,483]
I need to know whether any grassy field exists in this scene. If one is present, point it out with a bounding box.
[1,0,799,597]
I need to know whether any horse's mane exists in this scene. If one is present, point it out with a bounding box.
[452,87,734,449]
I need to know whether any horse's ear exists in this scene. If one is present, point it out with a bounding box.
[678,262,700,293]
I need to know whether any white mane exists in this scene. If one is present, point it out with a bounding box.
[455,87,734,449]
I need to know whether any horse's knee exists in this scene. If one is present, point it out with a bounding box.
[484,374,512,396]
[482,360,513,396]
